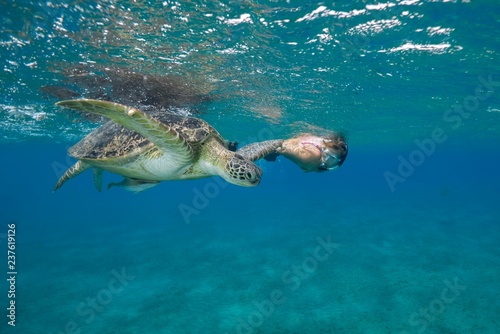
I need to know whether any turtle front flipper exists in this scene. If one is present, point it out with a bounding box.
[237,139,285,161]
[56,99,194,165]
[53,160,91,192]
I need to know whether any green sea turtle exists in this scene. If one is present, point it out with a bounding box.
[53,99,262,192]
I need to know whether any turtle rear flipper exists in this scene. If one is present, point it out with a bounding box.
[53,160,91,192]
[56,99,194,166]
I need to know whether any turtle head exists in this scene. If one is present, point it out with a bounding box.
[224,154,262,187]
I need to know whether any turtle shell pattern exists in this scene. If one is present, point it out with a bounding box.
[69,111,223,161]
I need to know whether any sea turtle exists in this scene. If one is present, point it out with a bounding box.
[53,99,262,192]
[237,133,348,172]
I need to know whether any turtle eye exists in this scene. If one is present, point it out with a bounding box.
[246,171,253,179]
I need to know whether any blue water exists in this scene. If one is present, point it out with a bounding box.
[1,1,500,333]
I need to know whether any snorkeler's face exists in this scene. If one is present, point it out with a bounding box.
[318,139,348,171]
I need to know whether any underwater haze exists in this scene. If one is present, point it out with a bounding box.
[1,0,499,333]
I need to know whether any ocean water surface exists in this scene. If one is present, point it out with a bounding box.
[0,1,499,333]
